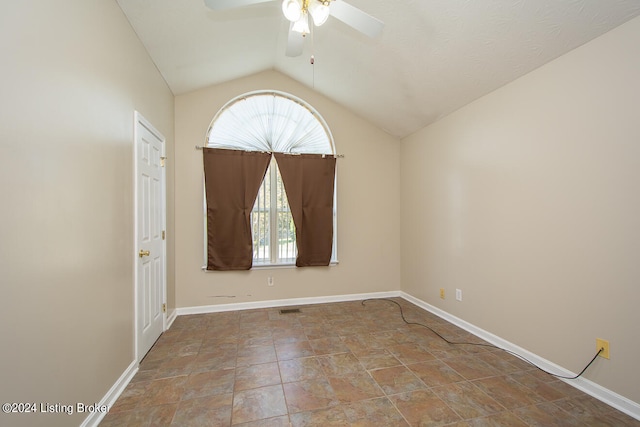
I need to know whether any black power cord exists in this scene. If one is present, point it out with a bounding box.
[361,298,603,380]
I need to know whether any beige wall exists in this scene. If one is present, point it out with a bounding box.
[175,70,401,308]
[3,0,637,421]
[401,16,640,403]
[0,2,174,426]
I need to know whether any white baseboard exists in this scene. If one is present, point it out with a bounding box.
[81,308,177,427]
[80,359,138,427]
[166,308,177,329]
[175,291,402,316]
[92,290,638,426]
[399,292,640,421]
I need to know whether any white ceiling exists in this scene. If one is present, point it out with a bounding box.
[117,0,640,138]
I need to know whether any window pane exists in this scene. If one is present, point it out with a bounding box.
[208,92,333,154]
[251,167,270,263]
[252,162,297,264]
[276,165,296,262]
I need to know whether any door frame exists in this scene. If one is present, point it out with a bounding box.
[133,111,167,363]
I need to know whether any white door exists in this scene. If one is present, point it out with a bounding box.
[135,112,166,362]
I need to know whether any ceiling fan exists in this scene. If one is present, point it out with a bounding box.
[204,0,384,57]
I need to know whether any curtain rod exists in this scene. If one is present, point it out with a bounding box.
[195,145,344,158]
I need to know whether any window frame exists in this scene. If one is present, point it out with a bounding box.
[202,90,338,269]
[251,157,298,266]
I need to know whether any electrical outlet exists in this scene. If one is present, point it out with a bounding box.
[267,276,274,287]
[455,289,462,301]
[596,338,610,359]
[440,288,445,299]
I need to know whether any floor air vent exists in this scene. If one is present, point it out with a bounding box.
[279,308,301,314]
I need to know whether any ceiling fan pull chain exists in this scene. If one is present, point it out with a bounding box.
[311,54,315,87]
[311,25,315,88]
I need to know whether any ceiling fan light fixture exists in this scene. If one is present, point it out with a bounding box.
[308,1,330,26]
[291,13,310,35]
[282,0,302,22]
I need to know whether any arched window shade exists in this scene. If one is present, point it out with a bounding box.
[204,91,337,268]
[207,91,335,155]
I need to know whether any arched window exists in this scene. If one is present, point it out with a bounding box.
[206,90,337,266]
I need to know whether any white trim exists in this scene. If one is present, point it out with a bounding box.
[166,308,178,330]
[399,292,640,421]
[176,291,401,316]
[201,260,340,271]
[569,378,640,422]
[92,291,639,427]
[79,360,138,427]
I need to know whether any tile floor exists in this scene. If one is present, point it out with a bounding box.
[100,298,640,426]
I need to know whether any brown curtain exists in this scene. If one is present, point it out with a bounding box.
[274,153,336,267]
[203,148,271,270]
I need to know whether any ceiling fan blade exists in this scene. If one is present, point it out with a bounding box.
[285,23,304,57]
[330,0,384,38]
[204,0,275,11]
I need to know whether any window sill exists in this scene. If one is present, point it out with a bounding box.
[201,260,339,271]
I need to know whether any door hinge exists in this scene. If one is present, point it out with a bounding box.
[160,156,167,167]
[162,230,165,240]
[162,303,166,313]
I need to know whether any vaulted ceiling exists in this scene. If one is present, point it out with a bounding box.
[117,0,640,138]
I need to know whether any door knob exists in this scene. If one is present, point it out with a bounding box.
[139,249,150,258]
